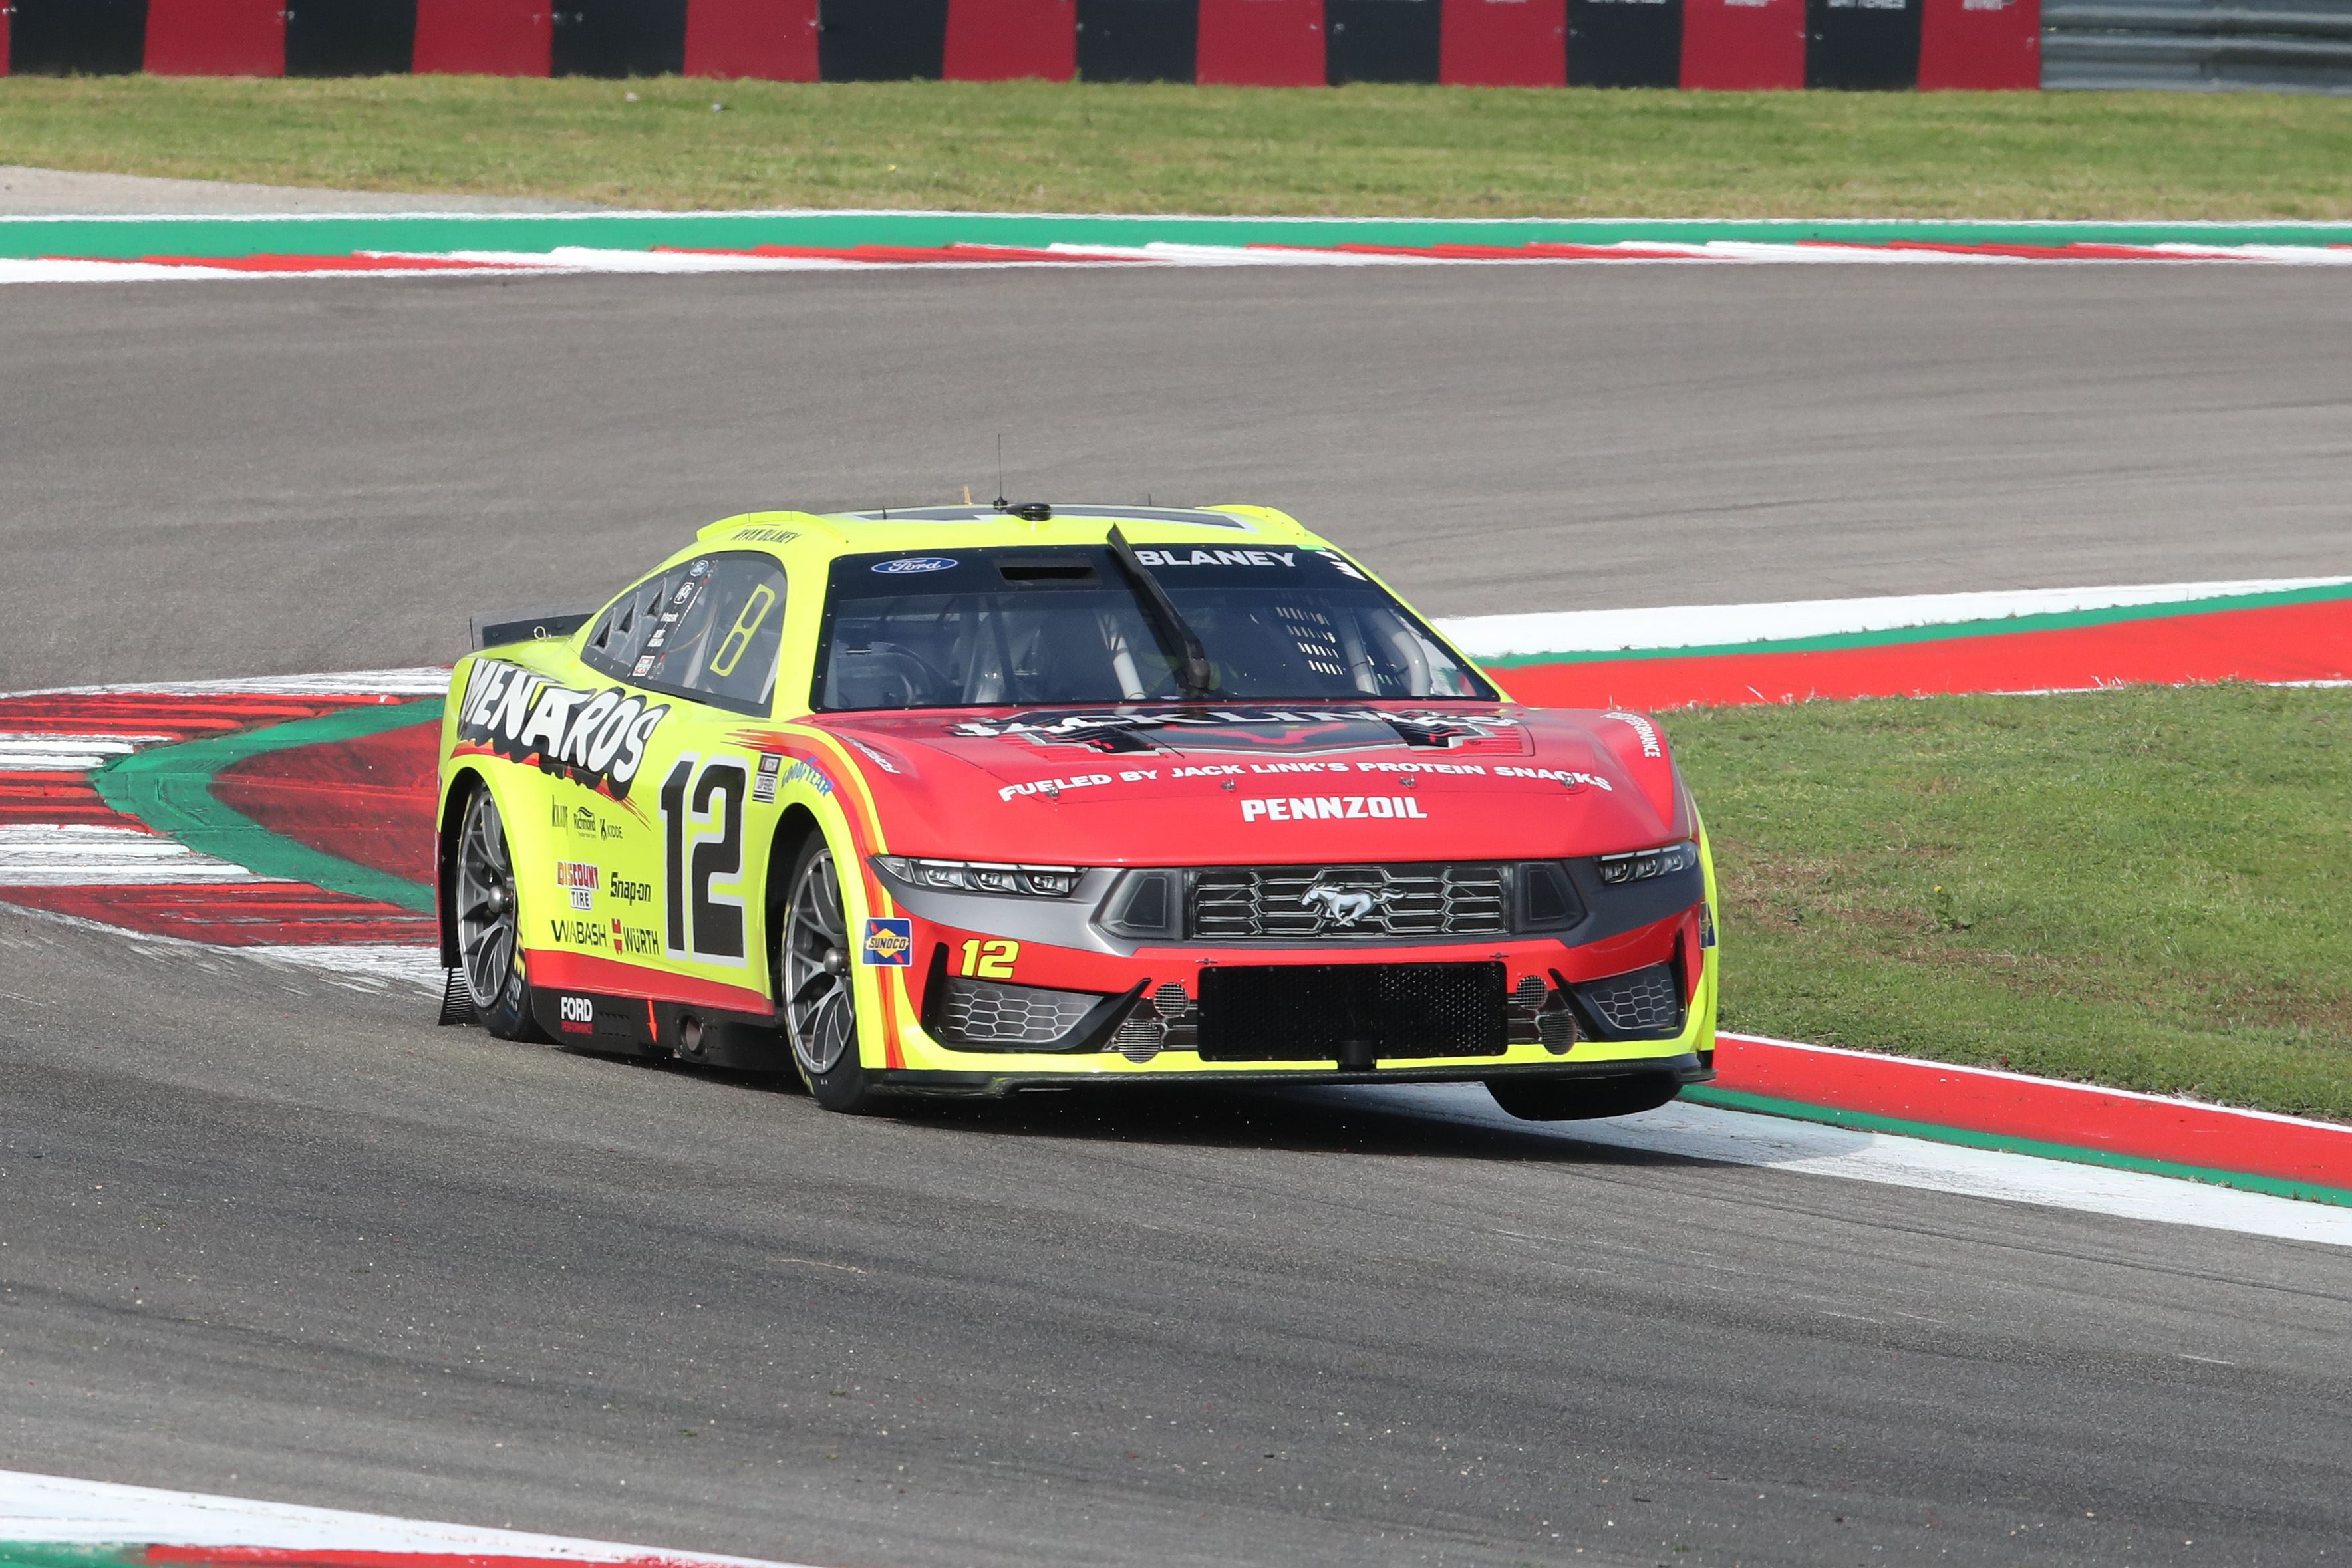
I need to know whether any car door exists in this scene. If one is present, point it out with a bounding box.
[579,551,792,1012]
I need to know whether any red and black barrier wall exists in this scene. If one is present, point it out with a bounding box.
[0,0,2039,88]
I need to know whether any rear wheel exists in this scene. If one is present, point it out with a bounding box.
[454,787,544,1042]
[1487,1074,1680,1122]
[778,837,879,1113]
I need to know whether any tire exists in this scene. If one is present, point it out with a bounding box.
[1487,1073,1682,1122]
[777,835,881,1113]
[454,785,546,1043]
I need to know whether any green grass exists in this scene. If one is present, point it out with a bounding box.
[5,74,2352,219]
[1672,683,2352,1122]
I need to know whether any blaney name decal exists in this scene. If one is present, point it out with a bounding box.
[1243,796,1429,822]
[458,658,669,800]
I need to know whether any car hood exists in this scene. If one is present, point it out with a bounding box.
[808,703,1687,865]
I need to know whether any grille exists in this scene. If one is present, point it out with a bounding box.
[1190,864,1509,941]
[935,977,1098,1048]
[1573,963,1686,1040]
[1196,962,1507,1061]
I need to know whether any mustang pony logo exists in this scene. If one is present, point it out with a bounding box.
[1301,883,1385,929]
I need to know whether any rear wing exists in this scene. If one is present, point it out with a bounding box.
[468,608,595,651]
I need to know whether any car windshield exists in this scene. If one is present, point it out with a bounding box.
[815,545,1495,712]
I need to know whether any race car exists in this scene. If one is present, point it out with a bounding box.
[436,503,1718,1120]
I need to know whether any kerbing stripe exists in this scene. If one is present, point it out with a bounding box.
[0,1468,813,1566]
[1435,577,2352,662]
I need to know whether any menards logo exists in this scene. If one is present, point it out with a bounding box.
[456,658,668,800]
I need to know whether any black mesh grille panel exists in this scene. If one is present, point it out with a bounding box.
[1573,963,1686,1041]
[1191,864,1509,940]
[1196,962,1507,1061]
[936,978,1096,1048]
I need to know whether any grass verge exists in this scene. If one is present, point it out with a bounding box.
[5,74,2352,219]
[1672,682,2351,1123]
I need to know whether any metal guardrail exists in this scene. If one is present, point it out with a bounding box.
[2045,0,2352,90]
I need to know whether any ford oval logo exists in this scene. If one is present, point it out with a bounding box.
[872,556,958,575]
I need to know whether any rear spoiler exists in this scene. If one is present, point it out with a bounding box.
[469,608,596,651]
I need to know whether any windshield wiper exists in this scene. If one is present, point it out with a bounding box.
[1106,525,1218,701]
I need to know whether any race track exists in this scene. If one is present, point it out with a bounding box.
[4,266,2351,1567]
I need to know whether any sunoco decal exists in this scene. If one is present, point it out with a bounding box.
[862,917,915,966]
[458,658,669,800]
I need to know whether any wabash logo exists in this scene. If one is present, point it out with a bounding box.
[558,994,596,1034]
[458,658,669,801]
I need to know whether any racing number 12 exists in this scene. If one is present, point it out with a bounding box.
[958,939,1017,979]
[660,756,745,962]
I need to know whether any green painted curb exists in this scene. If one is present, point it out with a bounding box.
[0,1547,144,1568]
[1684,1085,2352,1209]
[1479,580,2352,668]
[93,699,444,914]
[7,211,2352,261]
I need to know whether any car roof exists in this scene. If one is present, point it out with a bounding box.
[687,503,1328,557]
[828,505,1263,530]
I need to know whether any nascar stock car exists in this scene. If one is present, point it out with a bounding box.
[437,503,1718,1119]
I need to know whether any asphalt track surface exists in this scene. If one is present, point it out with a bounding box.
[7,266,2352,685]
[4,267,2352,1566]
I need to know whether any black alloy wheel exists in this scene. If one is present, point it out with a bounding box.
[454,787,544,1041]
[778,836,879,1112]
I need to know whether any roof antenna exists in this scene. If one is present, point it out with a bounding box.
[993,435,1008,511]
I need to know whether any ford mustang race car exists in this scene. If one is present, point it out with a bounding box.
[436,503,1718,1120]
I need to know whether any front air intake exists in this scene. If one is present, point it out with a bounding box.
[1570,963,1686,1041]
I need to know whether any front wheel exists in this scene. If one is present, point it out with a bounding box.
[1487,1074,1681,1122]
[454,785,545,1042]
[777,837,881,1114]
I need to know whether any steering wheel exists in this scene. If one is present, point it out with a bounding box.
[847,643,952,709]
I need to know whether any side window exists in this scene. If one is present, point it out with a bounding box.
[581,553,789,715]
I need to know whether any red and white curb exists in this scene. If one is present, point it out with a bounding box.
[0,1468,815,1568]
[1351,1081,2352,1248]
[11,239,2352,286]
[1441,575,2352,666]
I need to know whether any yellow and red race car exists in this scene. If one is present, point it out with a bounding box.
[436,503,1717,1119]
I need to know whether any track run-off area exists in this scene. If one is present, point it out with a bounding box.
[2,245,2350,1568]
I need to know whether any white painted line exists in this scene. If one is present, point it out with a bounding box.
[0,1468,814,1565]
[250,942,446,990]
[18,667,450,698]
[1435,576,2352,660]
[1328,1084,2352,1247]
[0,825,258,886]
[0,734,170,770]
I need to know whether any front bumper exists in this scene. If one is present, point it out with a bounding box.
[869,911,1720,1085]
[873,1051,1716,1100]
